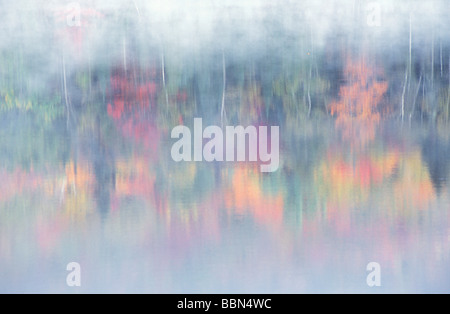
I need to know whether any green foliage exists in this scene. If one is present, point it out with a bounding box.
[76,72,90,92]
[273,54,330,121]
[0,112,69,171]
[1,89,32,112]
[1,90,63,124]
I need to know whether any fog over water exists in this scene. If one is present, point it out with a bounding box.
[0,0,450,293]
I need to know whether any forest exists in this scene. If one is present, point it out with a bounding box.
[1,0,450,293]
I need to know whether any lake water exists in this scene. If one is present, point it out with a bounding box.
[1,0,450,293]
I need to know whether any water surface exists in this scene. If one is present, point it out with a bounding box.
[1,0,450,293]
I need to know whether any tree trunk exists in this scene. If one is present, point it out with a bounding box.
[221,51,226,126]
[408,12,412,92]
[410,73,422,123]
[63,54,70,128]
[161,52,169,109]
[401,67,408,122]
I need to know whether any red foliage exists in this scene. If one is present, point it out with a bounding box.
[107,68,160,153]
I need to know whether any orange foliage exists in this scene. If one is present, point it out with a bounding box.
[329,57,388,146]
[0,169,44,202]
[115,157,156,200]
[317,148,400,213]
[391,151,436,212]
[225,165,284,229]
[65,161,92,189]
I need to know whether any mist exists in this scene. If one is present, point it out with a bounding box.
[1,0,450,294]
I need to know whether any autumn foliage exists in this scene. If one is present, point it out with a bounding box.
[329,57,388,146]
[107,69,160,153]
[225,165,284,230]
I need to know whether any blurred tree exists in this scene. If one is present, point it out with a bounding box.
[329,57,388,146]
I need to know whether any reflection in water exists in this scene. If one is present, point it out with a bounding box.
[1,0,450,293]
[421,133,450,194]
